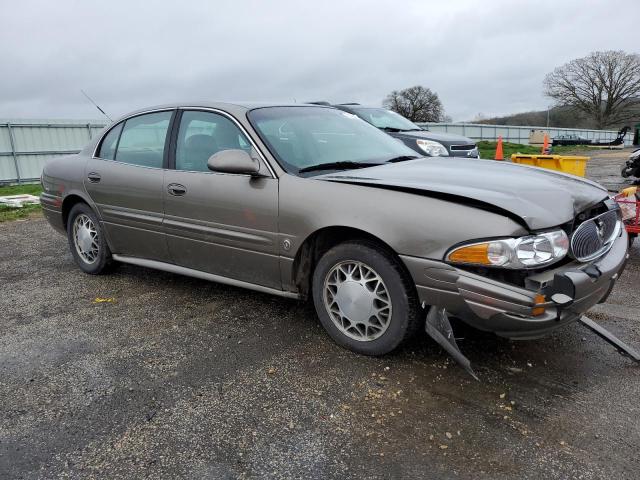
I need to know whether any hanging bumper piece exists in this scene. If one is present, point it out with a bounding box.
[579,315,640,362]
[425,307,479,381]
[425,310,640,381]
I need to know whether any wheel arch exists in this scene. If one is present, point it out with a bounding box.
[291,225,411,300]
[61,193,92,230]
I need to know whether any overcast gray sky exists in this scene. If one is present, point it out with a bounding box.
[1,0,638,121]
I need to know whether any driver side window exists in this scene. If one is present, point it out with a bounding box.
[176,111,251,172]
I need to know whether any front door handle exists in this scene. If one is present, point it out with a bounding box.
[167,183,187,196]
[87,172,101,183]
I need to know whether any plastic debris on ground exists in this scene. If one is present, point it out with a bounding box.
[0,194,41,208]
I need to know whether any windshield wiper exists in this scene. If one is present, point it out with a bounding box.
[298,161,381,174]
[381,127,423,132]
[385,155,420,163]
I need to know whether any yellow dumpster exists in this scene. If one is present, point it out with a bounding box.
[510,154,589,177]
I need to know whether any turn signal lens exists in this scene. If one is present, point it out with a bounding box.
[446,240,511,266]
[532,294,546,316]
[447,243,490,265]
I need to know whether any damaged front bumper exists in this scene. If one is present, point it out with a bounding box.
[401,228,629,339]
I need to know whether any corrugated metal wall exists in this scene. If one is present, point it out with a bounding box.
[416,122,632,146]
[0,119,633,183]
[0,119,106,183]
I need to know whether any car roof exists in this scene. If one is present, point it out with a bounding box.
[114,101,334,122]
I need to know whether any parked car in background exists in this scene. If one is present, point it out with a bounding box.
[621,147,640,180]
[552,133,592,146]
[41,103,627,359]
[317,103,479,158]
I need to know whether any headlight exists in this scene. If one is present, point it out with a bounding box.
[446,230,569,269]
[416,139,449,156]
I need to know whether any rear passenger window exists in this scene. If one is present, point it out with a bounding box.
[114,111,173,168]
[97,123,123,160]
[176,111,251,172]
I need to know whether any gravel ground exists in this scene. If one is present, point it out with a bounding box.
[1,149,639,479]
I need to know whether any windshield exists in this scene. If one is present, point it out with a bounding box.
[248,107,421,175]
[351,108,421,131]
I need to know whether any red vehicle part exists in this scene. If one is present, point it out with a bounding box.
[614,189,640,242]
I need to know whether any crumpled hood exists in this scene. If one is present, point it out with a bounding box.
[317,158,608,230]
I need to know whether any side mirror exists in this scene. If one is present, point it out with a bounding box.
[207,149,262,176]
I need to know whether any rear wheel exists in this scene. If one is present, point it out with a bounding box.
[312,241,420,355]
[66,203,113,274]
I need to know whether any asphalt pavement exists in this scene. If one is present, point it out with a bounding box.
[1,149,639,479]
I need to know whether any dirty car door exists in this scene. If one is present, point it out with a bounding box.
[85,110,174,261]
[163,110,280,288]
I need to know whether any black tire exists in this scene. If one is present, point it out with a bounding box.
[621,166,630,178]
[629,233,637,248]
[66,203,114,274]
[311,241,421,356]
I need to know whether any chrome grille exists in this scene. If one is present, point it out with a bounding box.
[570,209,620,262]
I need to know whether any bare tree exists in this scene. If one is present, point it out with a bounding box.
[544,50,640,128]
[383,86,445,122]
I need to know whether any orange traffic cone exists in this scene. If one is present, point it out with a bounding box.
[541,134,549,154]
[494,136,504,160]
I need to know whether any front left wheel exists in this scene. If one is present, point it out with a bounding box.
[66,203,113,274]
[311,241,421,356]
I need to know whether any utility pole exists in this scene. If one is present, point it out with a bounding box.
[546,105,551,128]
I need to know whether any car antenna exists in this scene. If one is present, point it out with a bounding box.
[80,89,113,122]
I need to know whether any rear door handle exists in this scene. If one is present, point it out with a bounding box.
[167,183,187,196]
[87,172,101,183]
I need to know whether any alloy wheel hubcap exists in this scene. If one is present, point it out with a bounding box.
[73,214,99,264]
[323,261,392,341]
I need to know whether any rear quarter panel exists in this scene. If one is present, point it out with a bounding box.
[41,153,93,232]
